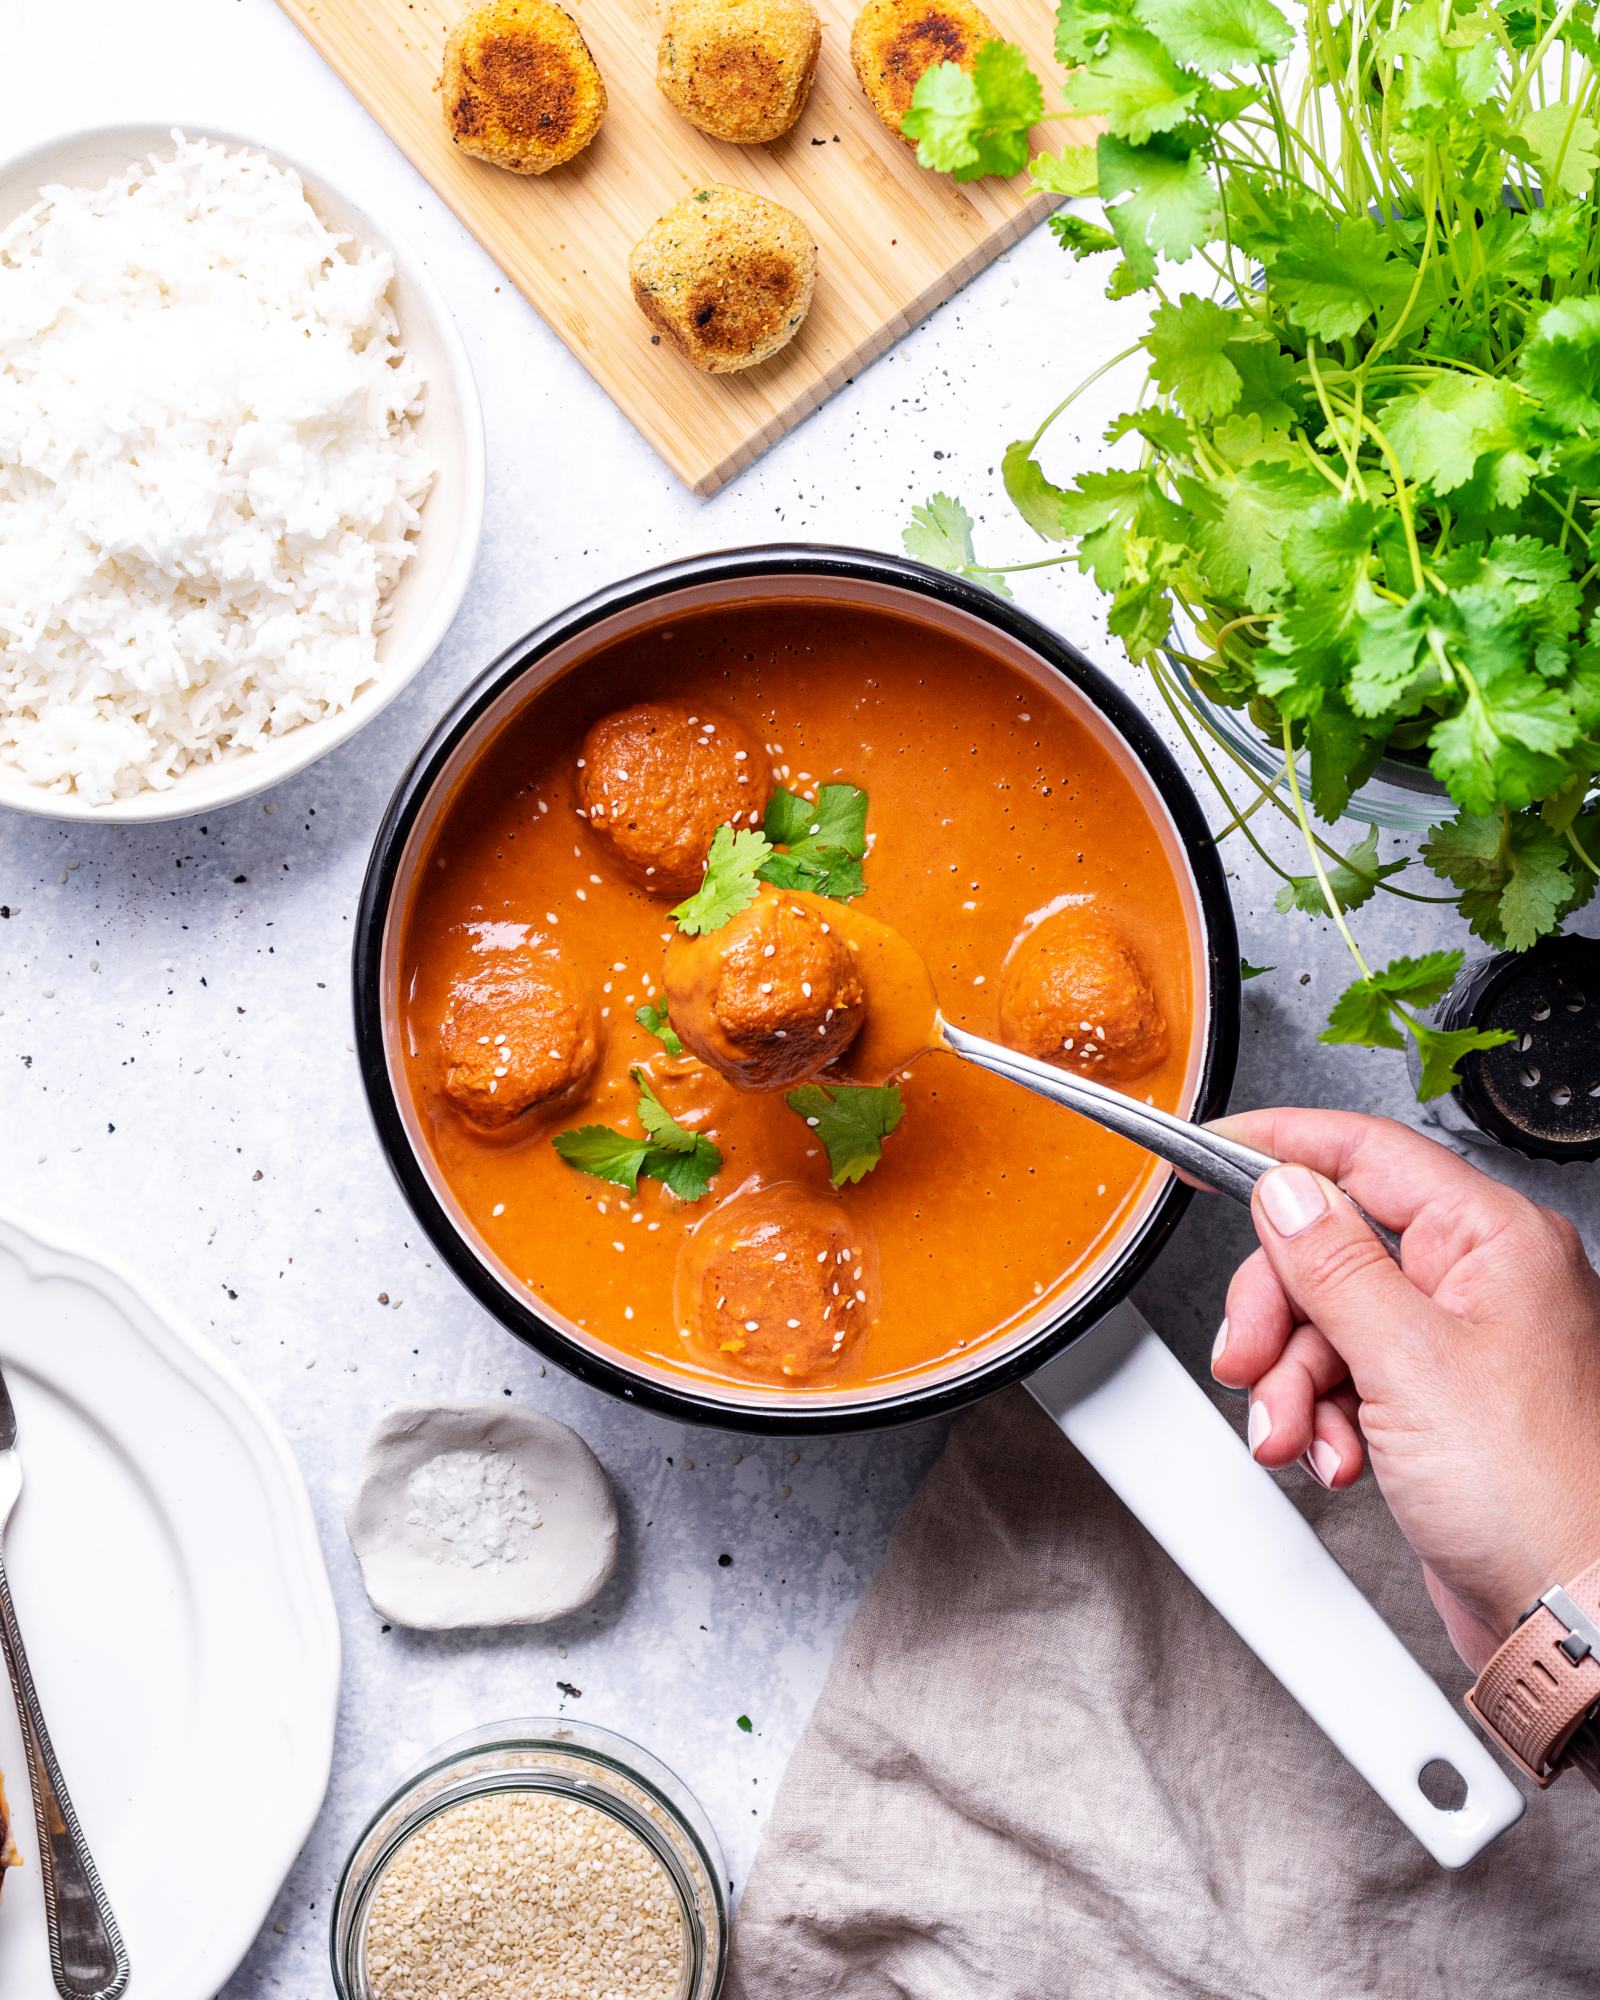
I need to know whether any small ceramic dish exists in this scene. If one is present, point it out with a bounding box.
[0,122,485,825]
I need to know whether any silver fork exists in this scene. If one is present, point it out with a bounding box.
[0,1359,129,1999]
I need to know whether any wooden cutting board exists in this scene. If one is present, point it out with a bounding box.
[279,0,1085,492]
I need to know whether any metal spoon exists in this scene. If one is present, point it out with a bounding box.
[941,1020,1402,1259]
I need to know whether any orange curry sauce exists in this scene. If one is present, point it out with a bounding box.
[398,600,1196,1396]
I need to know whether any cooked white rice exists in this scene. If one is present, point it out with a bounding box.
[0,132,434,804]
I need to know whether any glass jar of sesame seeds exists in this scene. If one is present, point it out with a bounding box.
[331,1718,728,2000]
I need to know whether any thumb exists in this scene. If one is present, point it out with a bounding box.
[1251,1162,1438,1391]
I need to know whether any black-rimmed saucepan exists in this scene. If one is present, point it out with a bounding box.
[353,546,1521,1866]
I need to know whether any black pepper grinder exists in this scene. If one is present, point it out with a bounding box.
[1411,933,1600,1163]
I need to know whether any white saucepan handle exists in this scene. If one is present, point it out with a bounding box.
[1027,1297,1525,1868]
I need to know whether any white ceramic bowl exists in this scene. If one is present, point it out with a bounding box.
[0,123,486,824]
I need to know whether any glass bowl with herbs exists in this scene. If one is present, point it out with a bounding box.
[901,0,1600,1097]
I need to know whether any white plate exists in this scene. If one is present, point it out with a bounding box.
[0,122,486,824]
[0,1211,340,1997]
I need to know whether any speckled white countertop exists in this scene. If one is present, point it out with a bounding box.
[2,5,1597,1993]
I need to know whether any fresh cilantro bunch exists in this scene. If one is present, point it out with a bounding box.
[904,0,1600,1096]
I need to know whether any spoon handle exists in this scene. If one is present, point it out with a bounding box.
[0,1551,129,1999]
[941,1023,1401,1260]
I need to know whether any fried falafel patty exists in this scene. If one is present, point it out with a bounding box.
[998,906,1169,1082]
[579,701,770,898]
[439,951,601,1127]
[664,885,866,1091]
[629,185,817,373]
[657,0,821,143]
[442,0,607,174]
[674,1182,881,1379]
[849,0,997,140]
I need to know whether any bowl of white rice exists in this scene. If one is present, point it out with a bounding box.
[0,125,485,822]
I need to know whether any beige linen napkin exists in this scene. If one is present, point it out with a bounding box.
[728,1385,1594,2000]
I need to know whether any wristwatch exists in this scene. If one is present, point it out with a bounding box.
[1466,1557,1600,1789]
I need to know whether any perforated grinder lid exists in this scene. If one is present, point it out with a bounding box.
[1442,935,1600,1163]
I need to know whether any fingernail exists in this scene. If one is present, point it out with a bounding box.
[1247,1399,1272,1457]
[1211,1318,1229,1372]
[1306,1439,1341,1489]
[1259,1164,1328,1239]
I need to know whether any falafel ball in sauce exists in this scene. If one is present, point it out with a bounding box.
[629,186,817,374]
[658,0,821,142]
[438,948,601,1128]
[998,906,1169,1081]
[850,0,999,140]
[578,700,770,898]
[441,0,607,175]
[664,884,865,1090]
[675,1182,881,1381]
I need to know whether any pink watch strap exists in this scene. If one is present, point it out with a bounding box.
[1467,1557,1600,1786]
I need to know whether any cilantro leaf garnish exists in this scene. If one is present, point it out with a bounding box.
[786,1082,905,1185]
[549,1125,652,1193]
[1240,959,1274,980]
[903,493,1013,598]
[553,1074,722,1200]
[635,1001,683,1056]
[671,823,773,936]
[644,1141,723,1203]
[758,782,869,902]
[632,1068,696,1151]
[903,42,1044,181]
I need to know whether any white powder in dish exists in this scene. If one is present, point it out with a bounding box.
[0,132,433,803]
[405,1449,543,1569]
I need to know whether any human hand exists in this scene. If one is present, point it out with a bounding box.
[1208,1108,1600,1674]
